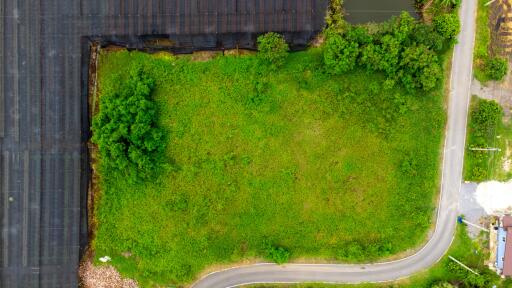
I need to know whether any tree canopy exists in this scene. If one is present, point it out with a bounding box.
[92,65,166,182]
[323,11,459,92]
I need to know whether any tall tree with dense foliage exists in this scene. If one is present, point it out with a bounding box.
[257,32,289,67]
[92,65,165,182]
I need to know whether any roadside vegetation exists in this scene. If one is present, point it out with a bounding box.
[464,97,512,181]
[92,7,457,288]
[249,226,505,288]
[473,0,508,82]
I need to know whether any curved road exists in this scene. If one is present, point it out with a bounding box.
[192,1,477,287]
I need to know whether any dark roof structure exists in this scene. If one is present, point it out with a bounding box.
[0,1,328,287]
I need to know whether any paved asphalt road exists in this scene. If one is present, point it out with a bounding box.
[192,0,477,287]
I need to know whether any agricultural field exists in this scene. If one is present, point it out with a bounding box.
[91,11,458,286]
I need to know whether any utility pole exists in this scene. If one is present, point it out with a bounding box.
[448,256,479,275]
[460,218,490,233]
[469,147,501,152]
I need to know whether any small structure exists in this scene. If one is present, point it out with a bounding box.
[495,215,512,276]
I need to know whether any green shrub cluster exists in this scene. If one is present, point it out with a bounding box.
[465,98,503,181]
[91,65,166,182]
[485,56,508,81]
[265,244,291,264]
[324,11,459,91]
[257,32,289,67]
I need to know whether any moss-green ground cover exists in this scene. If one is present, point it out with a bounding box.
[93,49,446,286]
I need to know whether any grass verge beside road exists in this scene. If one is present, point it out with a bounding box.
[473,0,491,83]
[248,226,503,288]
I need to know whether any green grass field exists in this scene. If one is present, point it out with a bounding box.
[93,49,446,286]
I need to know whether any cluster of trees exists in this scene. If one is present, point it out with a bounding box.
[92,65,166,182]
[324,11,460,91]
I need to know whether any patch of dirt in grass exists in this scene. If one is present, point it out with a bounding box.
[79,261,138,288]
[190,50,222,61]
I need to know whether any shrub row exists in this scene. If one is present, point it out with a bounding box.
[323,11,460,91]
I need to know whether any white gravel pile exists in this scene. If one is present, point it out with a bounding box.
[79,261,138,288]
[475,180,512,214]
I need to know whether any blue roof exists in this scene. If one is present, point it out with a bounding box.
[497,228,507,270]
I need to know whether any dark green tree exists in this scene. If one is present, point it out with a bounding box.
[92,65,165,182]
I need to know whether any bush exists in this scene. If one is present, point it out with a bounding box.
[91,65,165,182]
[433,13,461,42]
[324,33,359,74]
[412,24,445,52]
[265,245,290,264]
[485,56,508,81]
[471,98,503,136]
[399,44,442,91]
[257,32,289,67]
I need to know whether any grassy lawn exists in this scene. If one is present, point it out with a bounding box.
[473,0,492,83]
[464,96,512,182]
[92,49,446,286]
